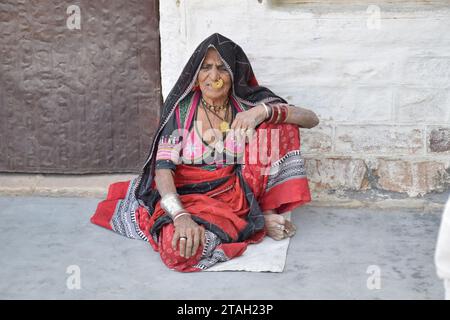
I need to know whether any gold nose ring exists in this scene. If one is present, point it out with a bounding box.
[212,79,224,89]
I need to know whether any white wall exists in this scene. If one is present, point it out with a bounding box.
[160,0,450,197]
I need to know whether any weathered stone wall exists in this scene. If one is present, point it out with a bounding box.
[160,0,450,198]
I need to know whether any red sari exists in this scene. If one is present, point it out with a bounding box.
[91,121,311,272]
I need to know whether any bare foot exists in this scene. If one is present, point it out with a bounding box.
[263,212,297,240]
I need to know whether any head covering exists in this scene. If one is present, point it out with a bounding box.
[136,33,286,205]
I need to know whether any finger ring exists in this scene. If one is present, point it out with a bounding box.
[278,224,284,231]
[179,236,187,241]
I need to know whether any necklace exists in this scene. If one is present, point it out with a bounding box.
[201,103,225,154]
[201,97,230,133]
[201,97,229,113]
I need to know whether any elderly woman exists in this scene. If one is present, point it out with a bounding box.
[91,33,319,272]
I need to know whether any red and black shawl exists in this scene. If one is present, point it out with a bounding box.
[135,33,286,242]
[136,33,286,213]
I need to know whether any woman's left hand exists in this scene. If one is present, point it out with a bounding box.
[230,104,266,139]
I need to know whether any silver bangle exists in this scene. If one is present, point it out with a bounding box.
[262,102,270,120]
[160,192,185,219]
[173,212,191,221]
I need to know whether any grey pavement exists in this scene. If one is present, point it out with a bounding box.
[0,196,445,300]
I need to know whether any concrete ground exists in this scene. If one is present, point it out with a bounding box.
[0,196,445,300]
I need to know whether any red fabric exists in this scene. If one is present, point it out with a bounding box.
[242,122,311,213]
[248,75,259,87]
[158,223,250,272]
[135,192,262,272]
[90,122,311,272]
[146,164,265,251]
[90,181,130,230]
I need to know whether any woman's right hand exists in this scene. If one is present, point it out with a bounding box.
[172,213,205,258]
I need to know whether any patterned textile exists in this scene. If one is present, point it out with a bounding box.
[91,122,310,272]
[241,122,311,214]
[155,135,182,166]
[110,177,148,241]
[90,33,312,272]
[155,90,248,171]
[136,33,287,204]
[266,150,307,191]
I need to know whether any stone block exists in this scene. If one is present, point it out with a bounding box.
[428,127,450,153]
[305,157,369,190]
[403,57,450,87]
[375,159,450,196]
[397,88,450,122]
[301,125,333,154]
[335,125,424,155]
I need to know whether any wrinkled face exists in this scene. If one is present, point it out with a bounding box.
[197,48,232,102]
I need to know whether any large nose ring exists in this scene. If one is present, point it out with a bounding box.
[212,78,224,89]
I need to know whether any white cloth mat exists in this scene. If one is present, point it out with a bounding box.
[205,212,292,272]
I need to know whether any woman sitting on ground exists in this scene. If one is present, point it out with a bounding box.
[91,33,319,272]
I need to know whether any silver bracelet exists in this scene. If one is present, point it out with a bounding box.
[173,212,191,222]
[262,102,271,120]
[160,192,185,219]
